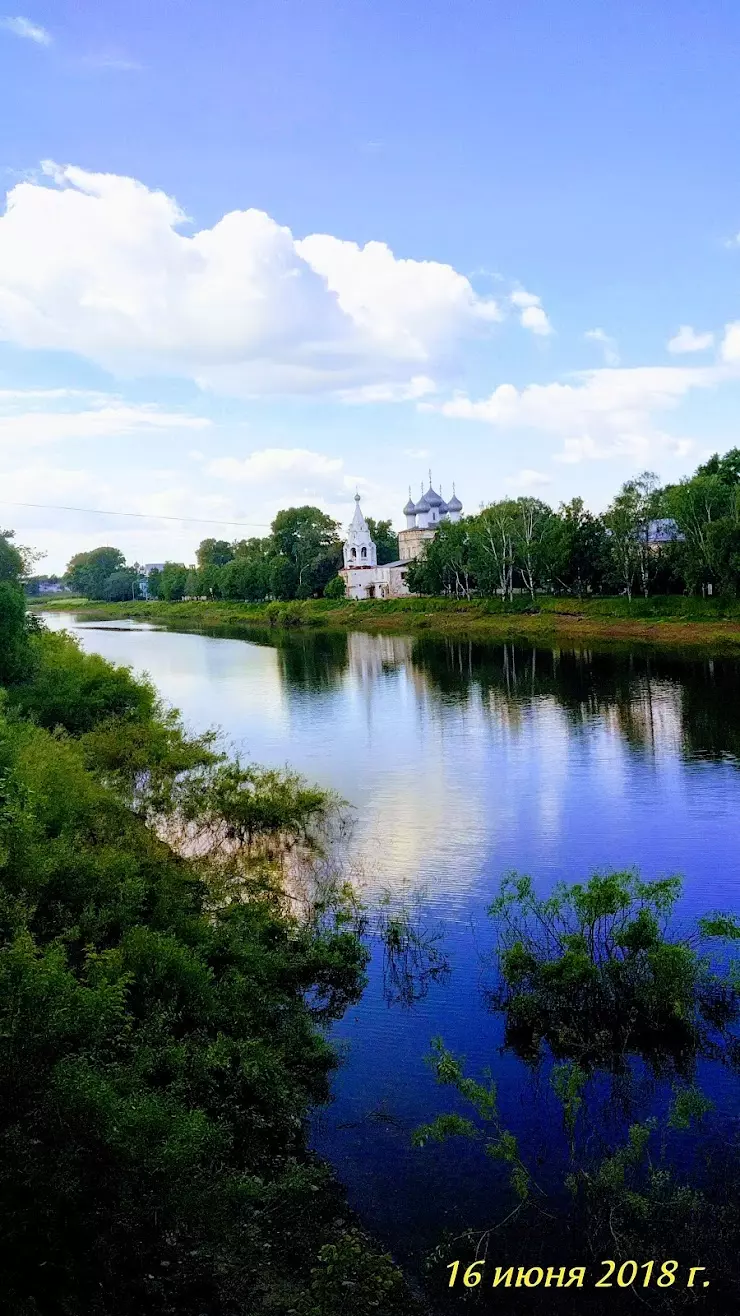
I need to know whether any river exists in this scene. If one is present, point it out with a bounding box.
[43,613,740,1266]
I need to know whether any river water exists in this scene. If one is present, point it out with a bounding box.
[43,614,740,1264]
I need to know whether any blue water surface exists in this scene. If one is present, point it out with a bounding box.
[44,616,740,1261]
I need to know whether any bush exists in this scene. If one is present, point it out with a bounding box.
[323,575,346,599]
[9,629,156,733]
[488,870,740,1069]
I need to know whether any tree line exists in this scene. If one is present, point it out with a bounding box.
[60,506,399,603]
[407,448,740,601]
[54,448,740,604]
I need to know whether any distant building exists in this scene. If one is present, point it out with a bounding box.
[37,580,71,595]
[647,518,684,547]
[339,479,463,600]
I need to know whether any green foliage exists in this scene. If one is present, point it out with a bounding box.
[323,573,346,599]
[0,580,30,683]
[102,566,143,601]
[65,546,126,599]
[666,1085,714,1130]
[159,561,189,601]
[412,1113,480,1146]
[270,553,300,600]
[415,1038,533,1203]
[271,505,342,596]
[195,537,234,569]
[489,869,740,1068]
[0,528,25,581]
[8,628,156,733]
[298,1228,409,1316]
[365,516,399,565]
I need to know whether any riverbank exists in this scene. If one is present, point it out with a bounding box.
[30,592,740,650]
[3,588,421,1314]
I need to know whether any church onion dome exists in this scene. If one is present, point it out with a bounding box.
[438,500,450,515]
[424,485,444,507]
[446,491,463,511]
[414,494,431,513]
[403,496,417,515]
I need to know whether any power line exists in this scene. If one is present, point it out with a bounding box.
[0,499,272,530]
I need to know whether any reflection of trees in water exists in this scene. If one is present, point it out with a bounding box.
[244,627,351,694]
[410,636,740,760]
[246,625,740,760]
[376,893,450,1008]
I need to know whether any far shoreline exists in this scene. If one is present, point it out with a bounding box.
[28,594,740,652]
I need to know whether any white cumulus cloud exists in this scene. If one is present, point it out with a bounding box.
[207,447,361,504]
[0,389,211,448]
[511,289,553,336]
[1,15,51,43]
[720,321,740,362]
[0,163,503,399]
[667,324,714,354]
[428,363,728,464]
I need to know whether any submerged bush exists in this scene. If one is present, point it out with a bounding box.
[489,870,740,1069]
[413,871,740,1310]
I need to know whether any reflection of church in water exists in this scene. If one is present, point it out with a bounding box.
[339,478,463,600]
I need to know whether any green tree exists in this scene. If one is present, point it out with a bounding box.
[271,507,341,595]
[269,554,299,601]
[65,547,126,600]
[552,497,609,597]
[696,446,740,485]
[222,556,271,601]
[323,574,346,599]
[0,530,30,683]
[159,562,189,601]
[406,518,474,597]
[102,568,142,602]
[603,479,642,602]
[145,567,163,599]
[469,501,518,600]
[511,497,556,601]
[664,470,740,594]
[365,517,399,565]
[196,537,235,569]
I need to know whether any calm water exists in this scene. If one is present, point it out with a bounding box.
[44,614,740,1262]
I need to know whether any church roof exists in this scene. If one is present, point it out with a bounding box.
[350,493,368,531]
[446,490,463,511]
[414,494,431,513]
[424,484,444,507]
[403,496,417,515]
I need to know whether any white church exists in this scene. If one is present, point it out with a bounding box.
[339,478,463,600]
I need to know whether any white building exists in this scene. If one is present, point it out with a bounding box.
[339,481,463,600]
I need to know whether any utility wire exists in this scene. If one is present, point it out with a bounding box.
[0,499,272,529]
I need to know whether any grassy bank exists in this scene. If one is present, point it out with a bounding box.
[31,591,740,650]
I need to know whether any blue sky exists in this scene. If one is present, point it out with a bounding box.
[2,0,740,571]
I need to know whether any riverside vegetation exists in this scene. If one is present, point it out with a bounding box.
[29,449,740,647]
[0,526,420,1316]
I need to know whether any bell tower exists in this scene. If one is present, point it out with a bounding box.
[342,493,377,569]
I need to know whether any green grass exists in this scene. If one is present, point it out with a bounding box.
[29,592,740,650]
[27,595,88,610]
